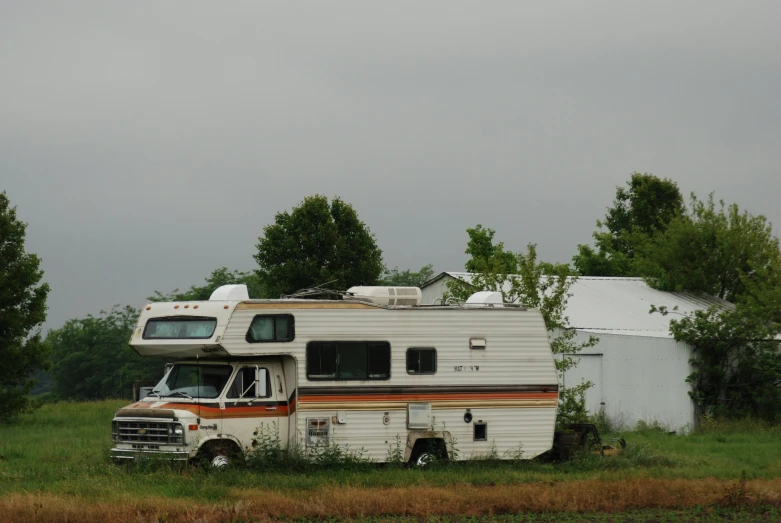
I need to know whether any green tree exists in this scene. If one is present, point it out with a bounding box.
[47,306,167,400]
[148,267,265,302]
[573,173,684,276]
[254,195,384,298]
[636,194,781,303]
[653,302,781,421]
[379,264,435,287]
[446,225,598,427]
[0,192,50,418]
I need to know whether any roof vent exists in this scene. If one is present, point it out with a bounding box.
[344,286,422,307]
[209,284,250,301]
[465,291,504,307]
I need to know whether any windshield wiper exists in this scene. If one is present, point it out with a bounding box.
[168,391,193,400]
[148,390,162,399]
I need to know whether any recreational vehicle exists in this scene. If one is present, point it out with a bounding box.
[110,285,559,466]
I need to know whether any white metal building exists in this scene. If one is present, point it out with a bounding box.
[420,273,732,432]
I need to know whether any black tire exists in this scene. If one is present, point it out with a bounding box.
[198,440,241,469]
[408,439,446,467]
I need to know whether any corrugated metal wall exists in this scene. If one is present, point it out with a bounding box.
[561,354,603,414]
[421,278,453,305]
[561,331,695,432]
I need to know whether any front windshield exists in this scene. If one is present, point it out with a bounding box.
[151,364,233,400]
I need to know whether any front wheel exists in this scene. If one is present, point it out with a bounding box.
[198,440,241,469]
[209,452,231,468]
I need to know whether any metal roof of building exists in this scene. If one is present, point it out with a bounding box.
[429,272,733,339]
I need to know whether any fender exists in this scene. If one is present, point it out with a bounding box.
[195,434,245,456]
[405,430,453,462]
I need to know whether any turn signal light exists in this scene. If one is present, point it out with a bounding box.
[188,424,199,431]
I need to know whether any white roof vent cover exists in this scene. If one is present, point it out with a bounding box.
[344,286,422,306]
[466,291,504,306]
[209,284,250,301]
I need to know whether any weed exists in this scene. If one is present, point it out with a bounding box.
[246,424,372,472]
[502,442,524,461]
[384,434,404,466]
[718,470,751,508]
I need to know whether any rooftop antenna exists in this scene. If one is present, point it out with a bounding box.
[281,280,343,300]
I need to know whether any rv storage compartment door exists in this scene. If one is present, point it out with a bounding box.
[407,403,432,430]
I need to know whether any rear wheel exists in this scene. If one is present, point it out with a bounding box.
[408,439,447,467]
[411,450,434,467]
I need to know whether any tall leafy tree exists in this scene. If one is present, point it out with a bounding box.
[254,195,384,297]
[47,306,168,400]
[446,225,597,427]
[148,267,265,302]
[0,192,50,418]
[636,194,781,303]
[573,173,684,276]
[379,264,435,288]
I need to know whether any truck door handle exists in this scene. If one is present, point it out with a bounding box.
[265,407,277,411]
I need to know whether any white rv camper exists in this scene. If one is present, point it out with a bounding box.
[111,285,558,466]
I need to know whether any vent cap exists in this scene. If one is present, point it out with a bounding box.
[209,284,250,301]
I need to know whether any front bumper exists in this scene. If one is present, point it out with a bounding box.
[111,448,190,461]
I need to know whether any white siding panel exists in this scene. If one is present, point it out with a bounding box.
[562,354,603,414]
[563,331,695,431]
[222,308,558,388]
[297,407,557,462]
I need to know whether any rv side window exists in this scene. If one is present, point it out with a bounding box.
[306,342,390,381]
[227,367,271,399]
[246,314,294,343]
[406,348,437,374]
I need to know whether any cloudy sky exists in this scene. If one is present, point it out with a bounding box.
[2,1,780,332]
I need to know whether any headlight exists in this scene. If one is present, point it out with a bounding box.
[169,423,185,444]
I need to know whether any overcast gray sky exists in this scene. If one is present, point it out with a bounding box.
[2,1,780,332]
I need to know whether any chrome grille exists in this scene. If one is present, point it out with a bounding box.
[113,420,184,444]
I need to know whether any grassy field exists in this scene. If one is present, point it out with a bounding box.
[1,401,780,522]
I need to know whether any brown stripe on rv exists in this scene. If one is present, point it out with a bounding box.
[299,392,557,404]
[299,399,559,411]
[299,385,558,396]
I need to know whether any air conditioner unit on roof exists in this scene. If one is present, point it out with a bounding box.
[344,286,422,307]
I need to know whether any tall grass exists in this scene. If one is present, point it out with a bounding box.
[1,402,780,520]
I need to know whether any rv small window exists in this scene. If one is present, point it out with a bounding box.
[406,348,437,374]
[306,341,390,381]
[246,314,294,343]
[144,317,217,339]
